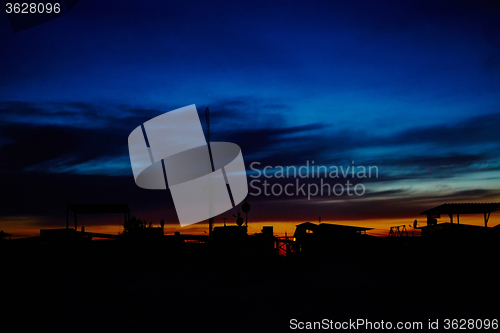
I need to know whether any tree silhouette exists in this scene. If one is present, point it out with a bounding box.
[123,215,149,233]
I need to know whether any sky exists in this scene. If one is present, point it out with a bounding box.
[1,0,500,237]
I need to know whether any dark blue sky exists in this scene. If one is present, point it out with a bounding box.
[1,0,500,235]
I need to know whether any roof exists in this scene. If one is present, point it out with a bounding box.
[295,222,373,232]
[420,203,500,216]
[67,203,131,214]
[295,222,319,229]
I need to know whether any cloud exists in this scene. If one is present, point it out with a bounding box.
[0,101,180,173]
[385,112,500,147]
[0,99,499,225]
[3,99,500,182]
[0,101,163,129]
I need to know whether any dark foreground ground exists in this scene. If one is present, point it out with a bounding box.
[1,238,499,332]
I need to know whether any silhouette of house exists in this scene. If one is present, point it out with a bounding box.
[212,225,248,240]
[0,230,11,241]
[419,203,500,239]
[292,222,373,255]
[294,222,371,239]
[420,203,500,227]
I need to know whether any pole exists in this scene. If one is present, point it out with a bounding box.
[205,107,214,236]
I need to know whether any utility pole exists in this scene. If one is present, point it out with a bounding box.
[205,107,214,236]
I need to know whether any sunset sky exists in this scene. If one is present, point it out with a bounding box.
[1,0,500,237]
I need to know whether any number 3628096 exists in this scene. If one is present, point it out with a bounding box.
[6,3,61,14]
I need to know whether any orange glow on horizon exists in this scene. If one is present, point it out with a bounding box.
[2,214,498,239]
